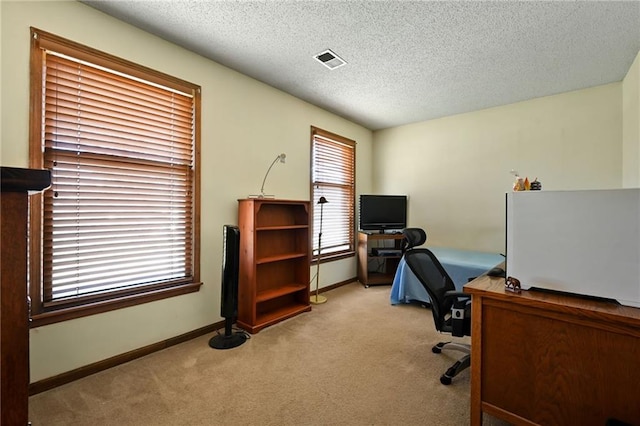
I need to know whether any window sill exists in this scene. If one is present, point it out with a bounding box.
[313,250,355,264]
[30,281,202,328]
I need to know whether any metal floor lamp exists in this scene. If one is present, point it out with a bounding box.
[310,196,328,304]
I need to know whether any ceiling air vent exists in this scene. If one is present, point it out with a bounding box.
[314,49,347,70]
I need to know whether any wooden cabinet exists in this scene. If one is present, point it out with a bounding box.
[1,167,51,426]
[237,199,311,333]
[465,275,640,426]
[357,231,404,287]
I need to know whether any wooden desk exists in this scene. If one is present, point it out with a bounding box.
[464,275,640,426]
[1,167,51,425]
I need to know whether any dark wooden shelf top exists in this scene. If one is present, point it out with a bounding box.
[1,167,51,192]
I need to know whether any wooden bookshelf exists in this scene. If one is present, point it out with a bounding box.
[237,199,311,333]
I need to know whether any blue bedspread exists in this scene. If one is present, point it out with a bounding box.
[390,247,503,305]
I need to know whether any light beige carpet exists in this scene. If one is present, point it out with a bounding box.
[29,282,507,425]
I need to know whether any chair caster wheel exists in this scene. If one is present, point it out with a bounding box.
[445,366,458,377]
[440,375,452,385]
[432,342,445,353]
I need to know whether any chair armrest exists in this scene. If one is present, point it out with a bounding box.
[444,291,471,310]
[446,291,471,337]
[444,291,470,299]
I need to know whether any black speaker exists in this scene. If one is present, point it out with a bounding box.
[219,224,240,319]
[209,225,247,349]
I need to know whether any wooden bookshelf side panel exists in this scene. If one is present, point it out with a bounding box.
[237,200,257,325]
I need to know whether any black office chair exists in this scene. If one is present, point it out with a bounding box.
[401,227,427,251]
[403,248,472,385]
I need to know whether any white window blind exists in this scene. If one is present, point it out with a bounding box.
[34,32,198,308]
[311,128,355,258]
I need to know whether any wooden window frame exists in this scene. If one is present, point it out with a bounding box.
[310,126,356,263]
[28,28,201,327]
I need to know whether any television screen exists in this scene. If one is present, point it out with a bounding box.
[359,195,407,232]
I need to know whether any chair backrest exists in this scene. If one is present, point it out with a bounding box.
[401,228,427,251]
[403,248,457,332]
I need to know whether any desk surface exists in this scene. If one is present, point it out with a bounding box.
[464,274,640,326]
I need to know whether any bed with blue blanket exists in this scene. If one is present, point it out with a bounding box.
[390,247,503,305]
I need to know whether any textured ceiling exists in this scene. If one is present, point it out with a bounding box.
[82,1,640,131]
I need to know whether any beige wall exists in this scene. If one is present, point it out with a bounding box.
[1,1,373,381]
[623,51,640,187]
[373,83,623,253]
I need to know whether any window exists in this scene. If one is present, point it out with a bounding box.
[28,28,201,326]
[310,127,356,260]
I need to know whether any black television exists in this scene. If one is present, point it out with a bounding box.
[359,194,407,233]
